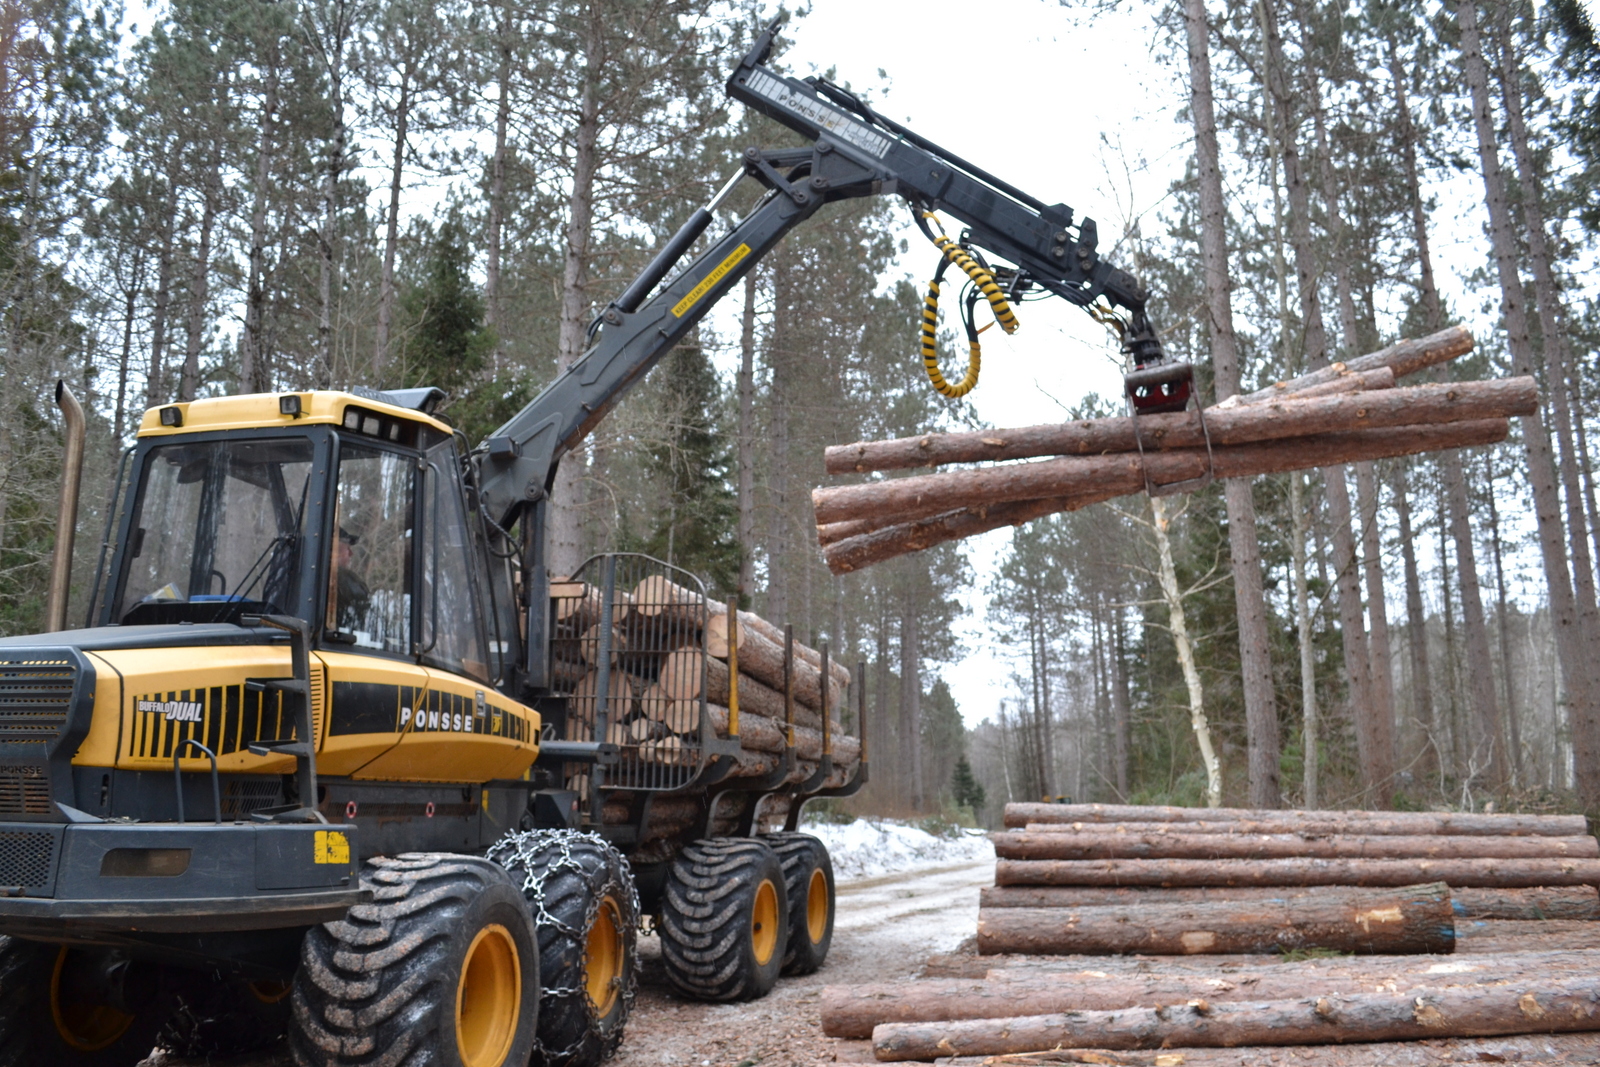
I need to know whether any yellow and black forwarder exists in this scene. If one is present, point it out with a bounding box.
[0,22,1176,1067]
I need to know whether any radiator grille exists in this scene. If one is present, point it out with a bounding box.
[0,656,76,741]
[222,778,281,818]
[0,765,50,816]
[0,830,56,888]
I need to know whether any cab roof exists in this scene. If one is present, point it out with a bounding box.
[136,389,454,439]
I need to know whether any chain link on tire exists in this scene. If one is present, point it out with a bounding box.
[658,837,788,1002]
[288,853,539,1067]
[160,969,291,1058]
[487,829,639,1067]
[762,832,835,975]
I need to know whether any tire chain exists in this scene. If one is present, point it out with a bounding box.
[486,829,639,1066]
[291,853,512,1066]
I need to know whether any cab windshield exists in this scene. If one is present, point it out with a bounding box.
[113,438,314,625]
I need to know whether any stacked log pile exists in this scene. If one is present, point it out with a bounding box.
[812,326,1541,573]
[822,802,1600,1062]
[550,576,860,841]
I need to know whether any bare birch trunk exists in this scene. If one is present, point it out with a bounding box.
[483,1,511,344]
[1290,472,1317,806]
[1456,0,1600,805]
[1152,497,1221,807]
[1183,0,1279,806]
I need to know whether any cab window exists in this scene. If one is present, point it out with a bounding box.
[418,439,490,682]
[328,443,415,654]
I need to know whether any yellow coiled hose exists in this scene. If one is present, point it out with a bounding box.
[917,211,1019,398]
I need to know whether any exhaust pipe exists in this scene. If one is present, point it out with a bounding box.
[44,380,86,632]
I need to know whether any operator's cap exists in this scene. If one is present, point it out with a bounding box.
[339,527,359,545]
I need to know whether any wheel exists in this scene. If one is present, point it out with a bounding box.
[0,937,169,1067]
[658,837,788,1002]
[763,832,835,975]
[289,853,539,1067]
[486,829,639,1067]
[161,969,291,1057]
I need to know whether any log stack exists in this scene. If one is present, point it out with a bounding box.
[818,801,1600,1062]
[812,326,1541,573]
[549,576,860,833]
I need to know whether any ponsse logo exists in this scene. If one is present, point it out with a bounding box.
[400,706,478,734]
[137,698,203,723]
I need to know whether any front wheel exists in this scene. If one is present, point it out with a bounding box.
[0,938,170,1067]
[488,829,639,1067]
[659,838,788,1002]
[288,853,540,1067]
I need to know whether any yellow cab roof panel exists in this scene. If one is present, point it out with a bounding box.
[136,390,453,438]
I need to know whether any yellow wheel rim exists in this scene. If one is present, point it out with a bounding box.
[248,979,292,1004]
[806,867,829,945]
[751,879,780,967]
[585,896,625,1017]
[455,924,522,1067]
[50,948,134,1053]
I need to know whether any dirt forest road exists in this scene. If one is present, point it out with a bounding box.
[147,857,990,1067]
[613,858,993,1067]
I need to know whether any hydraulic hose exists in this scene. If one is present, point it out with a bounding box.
[918,257,981,398]
[914,211,1018,398]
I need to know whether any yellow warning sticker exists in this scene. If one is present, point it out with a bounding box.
[314,830,350,865]
[671,244,751,318]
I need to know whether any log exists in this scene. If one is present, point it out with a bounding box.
[550,581,602,629]
[704,597,854,694]
[702,703,861,765]
[822,378,1533,476]
[992,831,1599,861]
[977,884,1600,920]
[1005,804,1591,837]
[814,419,1514,529]
[565,670,638,738]
[927,1032,1600,1066]
[577,623,628,666]
[707,611,853,698]
[1455,919,1600,953]
[1232,325,1475,404]
[993,856,1600,889]
[822,957,1600,1038]
[975,888,1455,956]
[656,648,813,726]
[1249,364,1395,402]
[699,614,838,715]
[870,973,1600,1060]
[821,420,1510,573]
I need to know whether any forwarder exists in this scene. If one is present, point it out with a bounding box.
[0,20,1178,1067]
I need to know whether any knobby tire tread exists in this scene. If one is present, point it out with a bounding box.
[658,837,787,1002]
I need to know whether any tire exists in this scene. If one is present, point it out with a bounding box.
[0,936,169,1067]
[658,837,788,1002]
[487,829,638,1067]
[289,853,539,1067]
[763,832,835,975]
[161,969,292,1058]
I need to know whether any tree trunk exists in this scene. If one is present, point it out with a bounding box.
[243,62,279,394]
[1443,447,1505,788]
[736,272,757,594]
[899,584,923,809]
[1291,472,1318,806]
[146,180,179,406]
[871,975,1600,1060]
[1111,611,1130,799]
[546,1,603,578]
[977,884,1600,920]
[375,78,412,376]
[1456,0,1600,806]
[483,0,511,342]
[993,855,1600,888]
[1484,454,1522,783]
[1151,496,1221,806]
[179,153,220,403]
[992,831,1597,861]
[1003,801,1588,835]
[1392,466,1436,775]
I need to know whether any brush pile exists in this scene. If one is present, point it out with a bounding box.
[813,326,1538,573]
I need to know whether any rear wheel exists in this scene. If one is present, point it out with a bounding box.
[659,838,788,1002]
[289,853,539,1067]
[0,937,169,1067]
[487,829,639,1067]
[764,832,835,975]
[161,969,292,1057]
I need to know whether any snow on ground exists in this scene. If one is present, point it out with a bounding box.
[801,817,994,881]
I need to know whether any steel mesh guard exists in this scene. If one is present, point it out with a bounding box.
[551,554,709,793]
[0,829,55,888]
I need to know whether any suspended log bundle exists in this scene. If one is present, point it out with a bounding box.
[811,328,1541,573]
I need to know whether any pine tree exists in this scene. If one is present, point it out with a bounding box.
[951,755,986,819]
